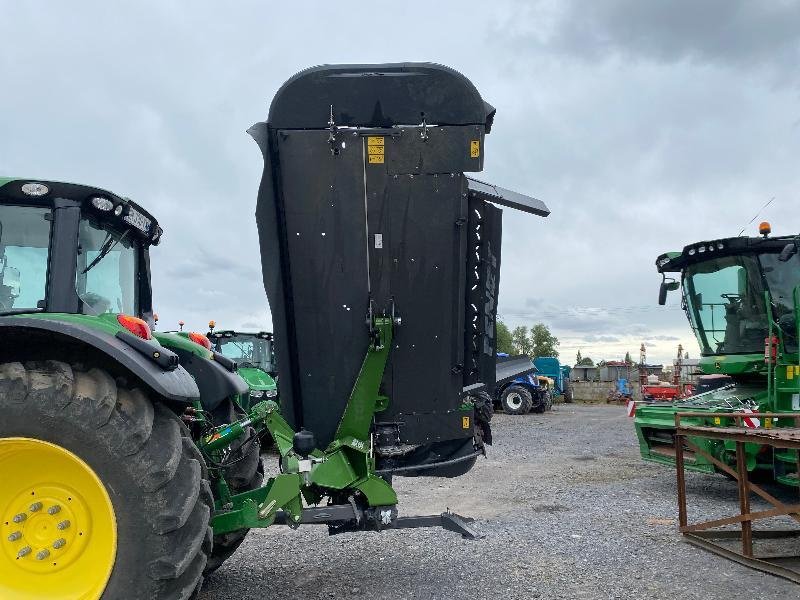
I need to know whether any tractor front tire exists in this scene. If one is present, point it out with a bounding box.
[0,361,212,600]
[500,385,533,415]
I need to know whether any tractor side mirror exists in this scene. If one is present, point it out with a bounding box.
[658,280,679,306]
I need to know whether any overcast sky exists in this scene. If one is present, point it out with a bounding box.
[2,1,799,365]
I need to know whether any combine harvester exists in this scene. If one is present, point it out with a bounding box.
[635,222,799,486]
[0,63,548,599]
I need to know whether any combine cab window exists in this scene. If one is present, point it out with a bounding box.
[760,252,800,353]
[683,256,767,355]
[0,206,51,311]
[76,218,138,315]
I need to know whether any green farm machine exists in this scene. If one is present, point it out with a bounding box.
[635,222,800,487]
[206,327,278,411]
[0,63,548,599]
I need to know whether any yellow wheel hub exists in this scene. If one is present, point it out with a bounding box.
[0,438,117,600]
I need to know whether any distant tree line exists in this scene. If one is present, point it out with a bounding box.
[496,320,559,358]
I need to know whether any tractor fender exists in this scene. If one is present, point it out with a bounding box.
[164,344,249,412]
[0,317,199,403]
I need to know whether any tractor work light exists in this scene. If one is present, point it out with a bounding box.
[250,390,265,399]
[21,182,49,196]
[90,196,114,211]
[117,314,152,340]
[188,332,212,350]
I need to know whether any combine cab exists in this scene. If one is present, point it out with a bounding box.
[635,223,800,486]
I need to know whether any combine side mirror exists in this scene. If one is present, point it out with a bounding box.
[658,280,679,305]
[779,240,799,262]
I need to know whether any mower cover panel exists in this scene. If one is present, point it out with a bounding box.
[251,63,548,466]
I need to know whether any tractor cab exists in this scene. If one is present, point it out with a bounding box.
[207,328,278,409]
[0,178,160,321]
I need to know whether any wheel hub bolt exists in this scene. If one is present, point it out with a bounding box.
[56,520,71,530]
[29,502,43,512]
[47,505,61,515]
[12,513,27,523]
[35,549,50,560]
[17,546,31,558]
[7,531,22,542]
[52,538,66,549]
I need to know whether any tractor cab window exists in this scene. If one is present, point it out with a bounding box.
[76,218,138,315]
[760,252,800,353]
[0,205,51,311]
[683,255,767,355]
[217,336,274,372]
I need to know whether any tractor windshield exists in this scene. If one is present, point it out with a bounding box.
[0,205,51,311]
[683,255,768,355]
[76,217,138,315]
[216,335,275,372]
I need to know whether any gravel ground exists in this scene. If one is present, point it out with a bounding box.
[200,404,798,600]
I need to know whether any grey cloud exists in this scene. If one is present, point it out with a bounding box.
[510,1,800,72]
[583,335,620,343]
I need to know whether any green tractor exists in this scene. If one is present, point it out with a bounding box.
[634,222,800,487]
[206,327,278,411]
[0,62,548,599]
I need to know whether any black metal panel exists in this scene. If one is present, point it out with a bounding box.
[273,129,370,445]
[268,63,495,130]
[467,178,550,217]
[386,126,485,174]
[364,150,469,444]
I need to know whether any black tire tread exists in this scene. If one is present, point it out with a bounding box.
[501,384,533,415]
[0,360,212,600]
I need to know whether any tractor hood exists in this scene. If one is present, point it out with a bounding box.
[252,63,549,451]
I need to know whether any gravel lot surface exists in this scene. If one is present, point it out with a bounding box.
[201,404,798,600]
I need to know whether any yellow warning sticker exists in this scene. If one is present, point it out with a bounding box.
[462,416,470,429]
[470,140,480,158]
[367,136,385,164]
[713,417,721,425]
[765,418,773,429]
[788,366,794,380]
[795,365,800,376]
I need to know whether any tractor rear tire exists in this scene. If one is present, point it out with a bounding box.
[563,382,574,403]
[204,402,263,575]
[500,385,533,415]
[0,361,212,600]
